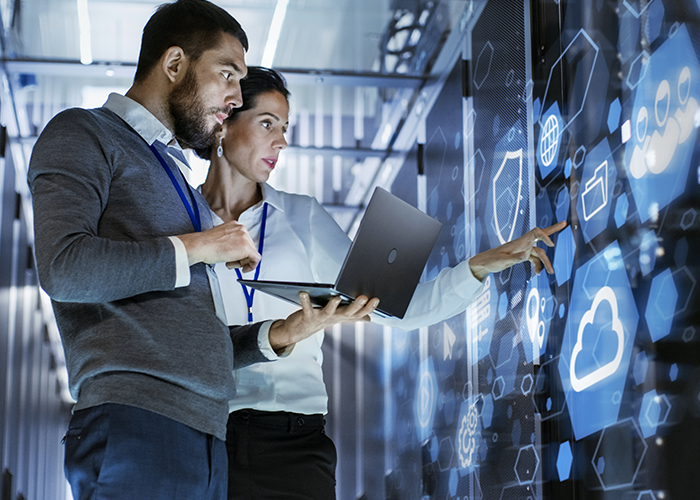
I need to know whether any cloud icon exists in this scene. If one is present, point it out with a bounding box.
[570,286,625,392]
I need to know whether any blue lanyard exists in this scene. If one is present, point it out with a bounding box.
[236,202,268,323]
[149,144,202,232]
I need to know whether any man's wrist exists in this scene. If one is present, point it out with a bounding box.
[268,319,291,355]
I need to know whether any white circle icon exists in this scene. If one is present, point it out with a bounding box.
[540,114,560,167]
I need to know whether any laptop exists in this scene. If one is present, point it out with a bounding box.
[238,187,442,319]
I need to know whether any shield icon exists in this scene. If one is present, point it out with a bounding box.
[492,149,524,245]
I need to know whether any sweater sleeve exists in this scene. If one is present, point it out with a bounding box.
[28,108,177,303]
[230,322,272,368]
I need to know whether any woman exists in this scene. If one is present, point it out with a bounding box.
[198,67,562,499]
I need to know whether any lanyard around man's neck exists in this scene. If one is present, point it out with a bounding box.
[149,143,202,232]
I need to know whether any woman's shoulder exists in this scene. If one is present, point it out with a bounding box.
[264,185,320,212]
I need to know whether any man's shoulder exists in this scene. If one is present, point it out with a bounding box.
[45,106,122,130]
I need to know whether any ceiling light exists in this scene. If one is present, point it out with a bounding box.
[261,0,289,67]
[77,0,92,65]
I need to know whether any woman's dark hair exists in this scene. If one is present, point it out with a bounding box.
[195,67,290,160]
[134,0,249,83]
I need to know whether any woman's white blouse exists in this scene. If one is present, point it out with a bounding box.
[214,183,484,415]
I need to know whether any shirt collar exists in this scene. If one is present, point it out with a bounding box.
[103,93,180,149]
[260,183,285,213]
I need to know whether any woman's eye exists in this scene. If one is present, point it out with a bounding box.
[223,72,231,80]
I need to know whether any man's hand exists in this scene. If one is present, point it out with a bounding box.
[468,221,567,281]
[177,220,261,272]
[268,293,379,354]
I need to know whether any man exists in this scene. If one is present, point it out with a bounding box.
[27,1,375,499]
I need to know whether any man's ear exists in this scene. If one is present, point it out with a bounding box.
[161,46,189,84]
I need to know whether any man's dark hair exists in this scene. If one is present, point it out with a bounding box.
[134,0,249,83]
[195,67,290,160]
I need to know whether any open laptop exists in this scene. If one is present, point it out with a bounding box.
[238,187,442,319]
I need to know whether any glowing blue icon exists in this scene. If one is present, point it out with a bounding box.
[577,139,617,243]
[569,287,625,392]
[493,149,524,245]
[486,123,528,250]
[523,274,554,364]
[538,102,563,178]
[467,275,498,365]
[581,161,609,221]
[415,357,438,442]
[558,241,640,439]
[456,396,481,473]
[624,24,700,222]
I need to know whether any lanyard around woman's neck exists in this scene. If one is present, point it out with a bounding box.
[235,201,269,323]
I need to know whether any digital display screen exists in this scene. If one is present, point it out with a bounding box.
[377,1,700,499]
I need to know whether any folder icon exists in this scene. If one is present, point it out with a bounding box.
[581,160,608,221]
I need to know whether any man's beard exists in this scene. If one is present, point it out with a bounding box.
[168,67,220,150]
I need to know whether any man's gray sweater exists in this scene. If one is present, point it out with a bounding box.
[28,105,267,441]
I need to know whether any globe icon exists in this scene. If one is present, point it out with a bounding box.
[540,114,560,167]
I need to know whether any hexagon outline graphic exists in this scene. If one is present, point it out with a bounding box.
[637,491,657,500]
[683,326,696,342]
[626,51,650,90]
[540,29,600,133]
[492,376,506,400]
[521,374,534,395]
[514,444,540,485]
[680,208,697,230]
[646,269,678,342]
[672,265,697,317]
[623,0,653,17]
[474,41,494,90]
[592,417,648,491]
[533,355,569,421]
[653,394,671,427]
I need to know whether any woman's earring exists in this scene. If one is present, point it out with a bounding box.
[217,137,224,158]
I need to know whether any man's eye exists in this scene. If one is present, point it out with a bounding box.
[223,72,231,80]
